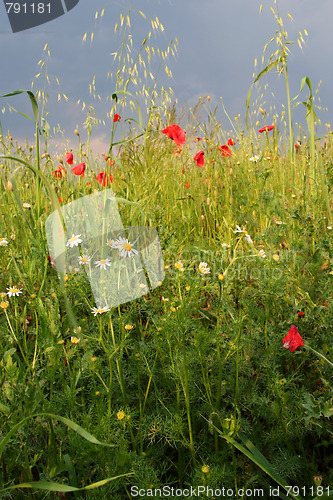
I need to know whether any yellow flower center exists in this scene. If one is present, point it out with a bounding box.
[70,236,77,242]
[11,288,19,294]
[122,242,131,251]
[100,259,106,264]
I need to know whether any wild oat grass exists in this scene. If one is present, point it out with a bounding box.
[0,1,332,499]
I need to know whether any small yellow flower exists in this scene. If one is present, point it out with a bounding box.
[157,327,162,331]
[91,356,97,362]
[171,307,176,312]
[0,301,9,309]
[175,261,183,271]
[70,336,80,344]
[117,411,125,420]
[125,324,133,330]
[272,254,279,262]
[30,294,36,299]
[162,296,169,302]
[58,340,64,344]
[51,293,57,298]
[218,274,225,281]
[186,286,191,291]
[158,281,162,286]
[202,465,210,474]
[95,391,100,396]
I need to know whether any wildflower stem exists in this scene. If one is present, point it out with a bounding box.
[304,343,333,368]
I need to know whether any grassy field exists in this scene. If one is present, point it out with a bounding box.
[0,3,333,499]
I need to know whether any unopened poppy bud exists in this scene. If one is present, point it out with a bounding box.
[75,129,80,136]
[313,475,322,487]
[7,180,13,191]
[57,156,63,164]
[207,95,210,101]
[259,107,265,115]
[41,153,46,159]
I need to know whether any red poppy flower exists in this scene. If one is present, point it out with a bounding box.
[53,169,63,178]
[162,124,186,147]
[297,312,305,317]
[295,142,300,150]
[64,152,74,165]
[218,145,232,157]
[194,151,205,167]
[58,197,65,203]
[227,138,236,146]
[184,183,190,189]
[71,162,85,177]
[258,125,275,133]
[283,325,304,353]
[113,114,121,123]
[194,137,202,142]
[52,165,66,178]
[96,172,113,187]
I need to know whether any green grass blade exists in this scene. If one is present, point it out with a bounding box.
[0,412,115,460]
[208,419,303,500]
[0,473,133,493]
[0,89,39,124]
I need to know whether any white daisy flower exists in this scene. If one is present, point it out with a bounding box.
[106,239,117,248]
[327,226,332,230]
[199,262,211,275]
[94,258,111,270]
[175,260,184,271]
[249,155,260,162]
[23,203,31,208]
[78,255,91,265]
[0,238,8,246]
[7,286,23,297]
[113,237,139,258]
[258,250,267,258]
[234,226,253,244]
[91,305,110,316]
[244,233,254,244]
[221,243,231,248]
[66,234,82,248]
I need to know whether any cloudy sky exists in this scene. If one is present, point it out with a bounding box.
[0,0,331,156]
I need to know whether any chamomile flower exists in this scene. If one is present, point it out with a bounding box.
[66,234,82,248]
[258,250,267,258]
[91,305,110,316]
[114,237,139,258]
[106,239,117,248]
[0,300,9,309]
[234,226,253,244]
[244,234,253,244]
[0,238,8,246]
[71,336,80,344]
[94,258,111,270]
[22,203,31,208]
[7,286,23,297]
[78,255,91,265]
[199,262,211,275]
[175,261,184,271]
[249,155,260,162]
